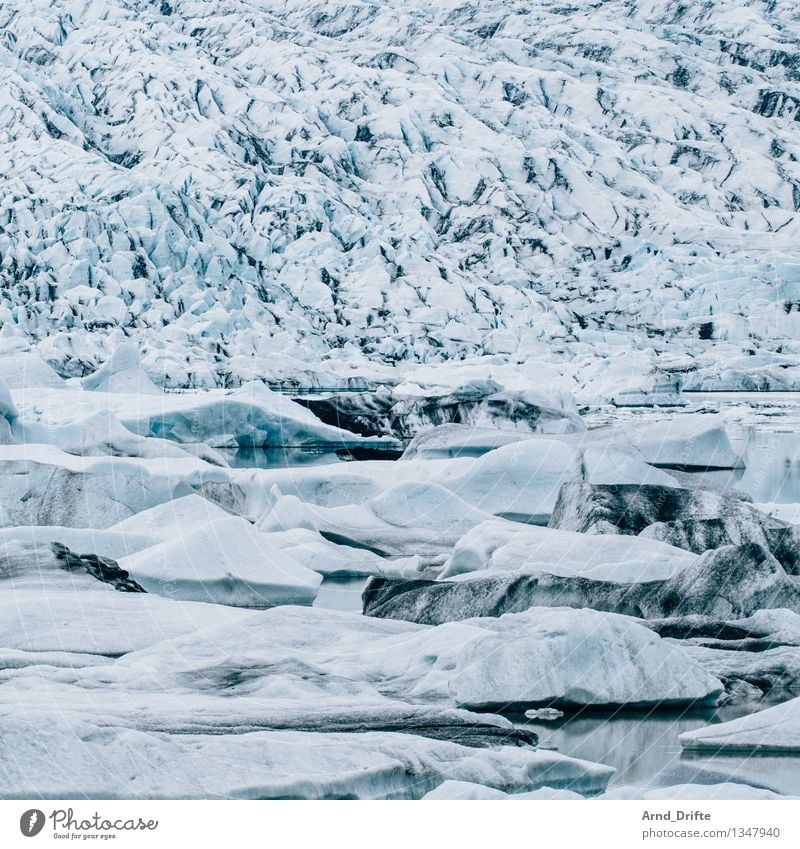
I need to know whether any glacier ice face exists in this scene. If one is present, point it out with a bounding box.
[1,1,799,393]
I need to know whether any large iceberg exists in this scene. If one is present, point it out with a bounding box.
[429,608,723,710]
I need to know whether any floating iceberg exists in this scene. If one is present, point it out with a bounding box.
[680,697,800,754]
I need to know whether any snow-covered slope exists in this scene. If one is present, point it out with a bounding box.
[2,1,799,393]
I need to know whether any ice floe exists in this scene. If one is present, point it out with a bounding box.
[680,697,800,754]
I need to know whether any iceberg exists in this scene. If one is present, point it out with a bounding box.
[440,519,697,582]
[0,719,612,800]
[680,698,800,754]
[119,516,322,607]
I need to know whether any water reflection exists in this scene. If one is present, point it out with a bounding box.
[689,427,800,503]
[219,446,343,469]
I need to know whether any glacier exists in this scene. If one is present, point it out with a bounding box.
[0,0,800,396]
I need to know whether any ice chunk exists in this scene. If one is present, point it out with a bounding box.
[265,527,387,577]
[0,527,155,562]
[22,409,227,463]
[682,643,800,701]
[680,697,800,753]
[0,448,185,529]
[0,376,18,424]
[297,383,585,439]
[402,424,529,460]
[432,608,723,709]
[260,481,495,556]
[0,719,613,799]
[655,543,800,619]
[626,415,743,470]
[0,587,252,655]
[0,351,64,389]
[83,606,720,712]
[82,342,162,395]
[110,494,234,541]
[12,383,390,450]
[119,515,322,607]
[0,540,144,593]
[368,543,800,624]
[434,439,584,524]
[554,482,800,574]
[550,483,753,536]
[648,609,800,649]
[422,780,583,800]
[440,519,697,582]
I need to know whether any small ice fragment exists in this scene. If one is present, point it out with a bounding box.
[524,708,564,721]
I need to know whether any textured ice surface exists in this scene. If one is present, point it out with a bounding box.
[119,515,322,607]
[1,1,800,396]
[0,585,252,655]
[435,608,723,709]
[0,447,189,528]
[81,341,162,395]
[440,519,697,582]
[368,542,800,624]
[0,605,720,724]
[682,643,800,698]
[260,481,495,557]
[0,719,612,800]
[12,382,389,449]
